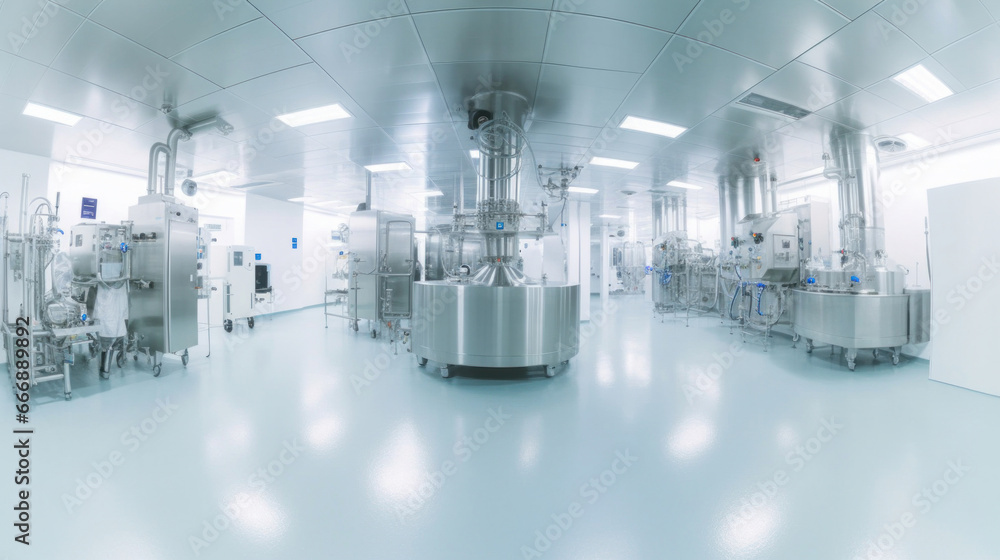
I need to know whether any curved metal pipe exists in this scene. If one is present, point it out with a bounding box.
[148,142,170,195]
[164,128,192,197]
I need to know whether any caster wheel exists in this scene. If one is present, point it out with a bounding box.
[248,317,254,329]
[100,369,110,380]
[805,340,814,353]
[848,363,856,371]
[892,356,900,366]
[182,350,189,367]
[224,320,233,333]
[440,366,451,378]
[417,356,428,366]
[545,365,556,378]
[371,329,377,339]
[153,364,162,377]
[872,349,879,359]
[133,354,139,361]
[352,322,359,332]
[116,351,126,368]
[64,392,71,401]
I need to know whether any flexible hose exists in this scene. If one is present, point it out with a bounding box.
[729,283,741,320]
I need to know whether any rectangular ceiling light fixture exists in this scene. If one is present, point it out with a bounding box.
[276,103,352,127]
[567,186,598,194]
[590,156,638,170]
[892,65,953,103]
[619,115,687,138]
[737,93,811,120]
[411,190,444,198]
[598,214,621,219]
[23,102,82,126]
[469,150,480,159]
[667,181,703,190]
[288,196,317,203]
[364,162,411,173]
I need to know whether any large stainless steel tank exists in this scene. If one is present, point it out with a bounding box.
[792,132,913,370]
[412,282,579,369]
[411,90,579,377]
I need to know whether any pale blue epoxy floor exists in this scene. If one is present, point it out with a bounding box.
[4,297,999,560]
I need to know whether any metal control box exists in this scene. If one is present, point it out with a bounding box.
[224,245,256,323]
[127,195,199,353]
[736,212,800,283]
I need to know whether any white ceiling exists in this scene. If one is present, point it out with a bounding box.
[0,0,998,235]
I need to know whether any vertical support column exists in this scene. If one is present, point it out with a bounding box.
[565,200,591,321]
[600,223,610,308]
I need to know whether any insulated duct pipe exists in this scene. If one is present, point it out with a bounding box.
[825,132,885,259]
[469,91,531,287]
[147,116,233,197]
[653,194,687,239]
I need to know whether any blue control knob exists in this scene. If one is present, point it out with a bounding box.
[850,275,860,283]
[807,277,816,284]
[81,313,88,322]
[120,242,129,253]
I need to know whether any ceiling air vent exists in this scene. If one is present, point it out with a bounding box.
[737,93,811,120]
[874,136,907,153]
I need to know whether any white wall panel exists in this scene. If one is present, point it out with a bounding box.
[927,178,1000,397]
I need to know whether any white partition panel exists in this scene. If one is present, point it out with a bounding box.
[927,179,1000,397]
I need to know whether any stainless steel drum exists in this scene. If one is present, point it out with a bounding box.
[411,281,579,374]
[792,289,909,369]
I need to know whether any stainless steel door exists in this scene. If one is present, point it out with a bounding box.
[167,219,198,351]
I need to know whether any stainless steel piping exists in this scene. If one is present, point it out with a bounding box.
[147,142,169,195]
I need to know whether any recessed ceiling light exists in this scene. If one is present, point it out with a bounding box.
[598,214,621,219]
[590,157,638,170]
[619,115,687,138]
[311,200,342,206]
[288,196,317,203]
[411,190,443,198]
[469,150,480,159]
[667,181,703,190]
[567,187,598,194]
[892,65,953,103]
[364,162,411,173]
[23,102,82,126]
[897,132,930,150]
[276,104,352,127]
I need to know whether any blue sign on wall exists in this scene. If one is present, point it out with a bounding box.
[292,237,298,249]
[81,197,97,219]
[255,253,261,261]
[496,222,504,230]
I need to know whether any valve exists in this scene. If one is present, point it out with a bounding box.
[120,242,129,253]
[806,277,816,284]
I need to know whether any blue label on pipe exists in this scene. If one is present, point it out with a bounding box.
[496,222,504,230]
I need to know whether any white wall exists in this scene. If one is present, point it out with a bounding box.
[927,179,1000,397]
[1,147,51,236]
